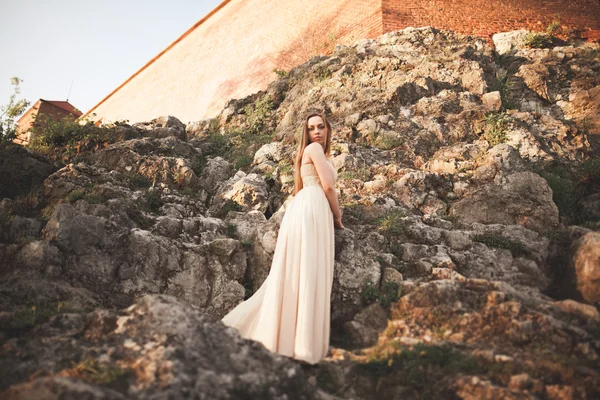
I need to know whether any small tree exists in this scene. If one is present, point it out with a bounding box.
[0,77,30,148]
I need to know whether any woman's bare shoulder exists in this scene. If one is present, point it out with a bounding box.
[304,143,325,158]
[304,142,325,155]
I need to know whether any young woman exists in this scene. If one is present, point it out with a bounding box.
[222,112,343,364]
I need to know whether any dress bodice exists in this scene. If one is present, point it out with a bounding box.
[300,161,337,188]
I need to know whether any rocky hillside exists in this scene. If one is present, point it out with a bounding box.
[1,27,599,399]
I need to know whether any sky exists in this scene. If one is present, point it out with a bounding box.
[0,0,223,115]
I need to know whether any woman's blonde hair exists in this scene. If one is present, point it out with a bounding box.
[294,112,332,194]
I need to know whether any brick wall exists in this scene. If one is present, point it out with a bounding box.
[384,0,600,41]
[85,0,382,124]
[15,100,79,145]
[85,0,599,124]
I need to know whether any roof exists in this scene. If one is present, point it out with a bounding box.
[41,99,83,116]
[16,99,83,125]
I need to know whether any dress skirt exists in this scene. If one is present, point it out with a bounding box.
[221,180,335,364]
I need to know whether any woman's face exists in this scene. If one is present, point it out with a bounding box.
[307,116,327,146]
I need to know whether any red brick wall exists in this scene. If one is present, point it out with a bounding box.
[85,0,599,124]
[383,0,600,41]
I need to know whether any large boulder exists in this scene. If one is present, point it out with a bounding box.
[572,231,600,304]
[492,30,531,55]
[0,295,316,399]
[0,145,57,199]
[91,138,200,188]
[210,171,270,216]
[450,171,559,232]
[132,115,187,141]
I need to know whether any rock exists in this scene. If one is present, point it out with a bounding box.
[517,63,553,102]
[393,171,450,216]
[225,211,275,291]
[154,216,183,239]
[0,145,57,200]
[186,118,214,138]
[200,156,235,194]
[508,373,533,391]
[461,65,488,95]
[382,268,403,285]
[393,79,435,106]
[563,86,600,135]
[554,299,600,323]
[119,229,180,295]
[451,172,558,232]
[1,294,315,399]
[332,229,382,324]
[14,241,63,274]
[571,232,600,304]
[133,115,187,140]
[344,303,389,347]
[253,142,284,165]
[91,138,199,188]
[492,30,531,55]
[43,204,113,256]
[482,91,502,112]
[210,172,269,216]
[7,216,42,243]
[3,377,127,400]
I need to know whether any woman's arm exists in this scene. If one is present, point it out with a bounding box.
[304,143,344,229]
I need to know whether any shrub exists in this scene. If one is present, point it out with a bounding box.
[495,72,517,110]
[65,188,86,203]
[339,168,371,182]
[375,135,403,150]
[217,199,244,218]
[0,77,30,148]
[243,94,273,134]
[144,190,163,213]
[234,153,253,170]
[60,358,127,385]
[273,68,288,78]
[523,32,554,48]
[361,279,401,308]
[546,20,561,35]
[482,112,509,146]
[377,209,410,237]
[5,301,89,334]
[537,158,600,223]
[361,280,379,304]
[540,172,581,215]
[226,222,238,239]
[125,173,152,189]
[357,342,481,387]
[29,115,113,149]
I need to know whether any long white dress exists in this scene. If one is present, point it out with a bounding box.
[222,161,336,364]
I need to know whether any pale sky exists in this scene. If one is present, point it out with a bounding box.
[0,0,223,115]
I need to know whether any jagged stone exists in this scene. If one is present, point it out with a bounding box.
[492,30,531,55]
[571,231,600,304]
[0,295,316,399]
[200,156,235,194]
[1,26,599,399]
[210,171,270,216]
[133,115,187,140]
[0,145,57,199]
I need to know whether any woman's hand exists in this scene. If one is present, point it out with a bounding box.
[334,215,344,229]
